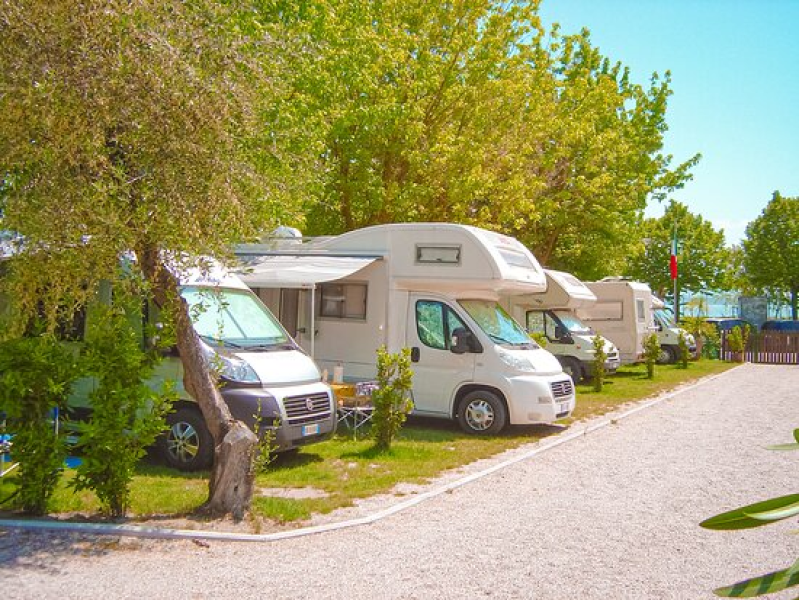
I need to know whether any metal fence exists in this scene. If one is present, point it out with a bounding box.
[720,331,799,365]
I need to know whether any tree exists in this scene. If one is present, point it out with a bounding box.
[743,192,799,320]
[0,0,309,518]
[500,29,699,279]
[625,201,730,319]
[270,3,696,281]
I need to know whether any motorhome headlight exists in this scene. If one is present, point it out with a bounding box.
[496,347,536,373]
[200,343,261,384]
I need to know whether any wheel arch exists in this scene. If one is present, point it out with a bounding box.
[452,384,508,420]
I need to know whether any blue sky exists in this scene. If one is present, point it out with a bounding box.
[538,0,799,246]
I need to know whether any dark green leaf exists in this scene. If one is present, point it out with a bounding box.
[714,564,799,597]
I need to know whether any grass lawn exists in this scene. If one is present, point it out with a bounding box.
[0,359,738,525]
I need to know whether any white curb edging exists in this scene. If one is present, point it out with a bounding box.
[0,367,742,543]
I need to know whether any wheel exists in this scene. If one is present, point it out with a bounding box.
[457,390,507,435]
[158,406,214,471]
[657,345,677,365]
[560,357,585,384]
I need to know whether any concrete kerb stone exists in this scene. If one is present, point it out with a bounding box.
[0,366,743,543]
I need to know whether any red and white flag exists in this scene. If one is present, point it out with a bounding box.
[670,231,678,280]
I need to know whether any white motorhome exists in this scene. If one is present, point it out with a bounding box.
[503,269,620,383]
[576,278,657,365]
[0,247,336,470]
[651,295,697,363]
[237,223,575,435]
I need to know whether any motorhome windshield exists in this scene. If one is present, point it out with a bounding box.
[654,308,676,329]
[181,286,290,349]
[553,310,592,335]
[459,299,538,348]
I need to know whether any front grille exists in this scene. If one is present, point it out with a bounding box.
[283,392,332,426]
[550,379,574,399]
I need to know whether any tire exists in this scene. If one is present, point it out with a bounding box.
[560,357,585,384]
[158,406,214,471]
[457,390,507,435]
[657,345,677,365]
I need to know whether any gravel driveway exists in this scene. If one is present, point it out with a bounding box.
[2,363,798,599]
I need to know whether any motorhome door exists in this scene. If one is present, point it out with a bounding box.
[407,295,477,417]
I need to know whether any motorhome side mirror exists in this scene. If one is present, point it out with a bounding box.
[450,327,471,355]
[554,326,573,343]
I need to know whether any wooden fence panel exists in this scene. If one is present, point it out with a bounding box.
[721,331,799,365]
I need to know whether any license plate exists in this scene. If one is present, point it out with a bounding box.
[302,424,320,436]
[559,402,570,414]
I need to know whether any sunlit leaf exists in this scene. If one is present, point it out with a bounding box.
[701,495,799,530]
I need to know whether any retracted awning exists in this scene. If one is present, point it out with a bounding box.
[236,254,379,288]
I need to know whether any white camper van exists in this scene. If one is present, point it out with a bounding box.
[237,223,575,435]
[0,249,336,471]
[504,270,620,383]
[651,296,697,363]
[576,278,657,365]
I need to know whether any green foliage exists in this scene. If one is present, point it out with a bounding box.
[677,331,689,368]
[529,331,548,348]
[726,325,750,362]
[643,333,660,379]
[252,400,279,475]
[743,192,799,320]
[682,316,719,359]
[69,304,174,518]
[371,346,414,453]
[700,428,799,597]
[625,201,731,302]
[0,334,81,514]
[268,1,695,279]
[592,334,606,392]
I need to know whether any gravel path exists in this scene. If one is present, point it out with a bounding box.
[2,363,798,599]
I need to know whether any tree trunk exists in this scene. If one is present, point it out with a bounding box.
[137,245,257,520]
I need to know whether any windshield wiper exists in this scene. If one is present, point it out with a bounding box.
[199,335,244,349]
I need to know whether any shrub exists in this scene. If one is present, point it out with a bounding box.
[727,325,750,362]
[678,331,689,369]
[592,334,606,392]
[643,333,660,379]
[69,305,174,518]
[0,334,81,515]
[371,346,413,452]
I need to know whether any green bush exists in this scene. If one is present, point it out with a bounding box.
[69,305,174,518]
[727,324,750,362]
[0,334,81,515]
[678,331,689,369]
[643,333,660,379]
[371,346,413,453]
[592,334,606,392]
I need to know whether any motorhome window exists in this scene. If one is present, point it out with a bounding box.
[584,301,623,321]
[526,311,546,335]
[553,310,592,334]
[416,301,447,349]
[460,300,537,347]
[498,249,535,271]
[181,286,288,347]
[636,299,646,322]
[318,283,367,320]
[415,245,461,265]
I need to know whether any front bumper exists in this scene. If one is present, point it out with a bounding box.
[503,374,576,425]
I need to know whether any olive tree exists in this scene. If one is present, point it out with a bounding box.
[0,0,310,518]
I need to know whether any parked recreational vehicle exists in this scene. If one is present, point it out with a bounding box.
[237,223,576,435]
[503,270,620,383]
[0,247,336,470]
[576,278,657,365]
[651,296,697,363]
